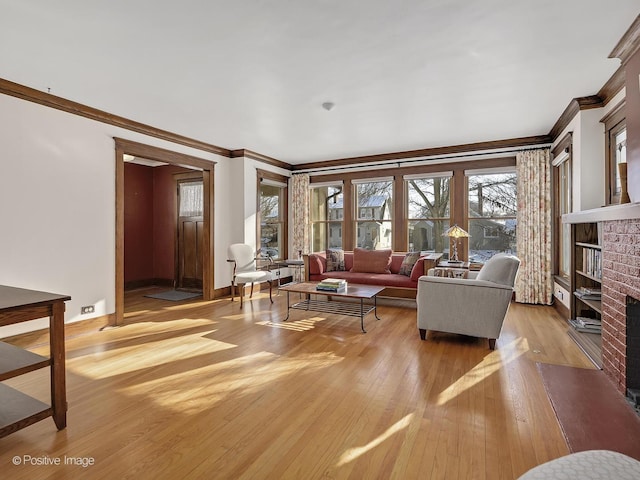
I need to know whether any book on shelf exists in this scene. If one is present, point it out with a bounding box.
[569,318,602,333]
[576,316,601,327]
[574,287,602,300]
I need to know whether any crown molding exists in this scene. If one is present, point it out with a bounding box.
[291,135,551,172]
[609,15,640,65]
[0,77,232,158]
[598,66,626,106]
[548,95,604,141]
[230,149,292,170]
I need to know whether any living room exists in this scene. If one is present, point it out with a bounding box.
[2,2,640,479]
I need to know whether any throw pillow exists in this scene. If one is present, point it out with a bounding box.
[399,252,421,276]
[351,248,392,274]
[326,248,345,272]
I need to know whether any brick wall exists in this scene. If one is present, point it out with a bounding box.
[602,219,640,394]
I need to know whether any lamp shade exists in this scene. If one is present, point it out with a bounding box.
[443,224,470,238]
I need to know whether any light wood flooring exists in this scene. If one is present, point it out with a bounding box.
[0,287,594,479]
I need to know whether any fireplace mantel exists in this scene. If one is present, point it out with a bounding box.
[563,203,640,224]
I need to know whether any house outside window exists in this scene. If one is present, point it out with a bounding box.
[467,170,517,262]
[405,173,451,254]
[310,184,343,251]
[258,173,288,260]
[354,179,393,249]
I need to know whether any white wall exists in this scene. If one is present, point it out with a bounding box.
[0,94,227,338]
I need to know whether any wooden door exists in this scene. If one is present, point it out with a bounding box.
[176,175,204,290]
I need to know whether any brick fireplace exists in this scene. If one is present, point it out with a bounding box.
[601,218,640,395]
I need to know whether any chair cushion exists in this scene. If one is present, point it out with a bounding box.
[234,271,272,283]
[326,248,345,272]
[476,253,520,287]
[351,248,392,274]
[398,252,421,276]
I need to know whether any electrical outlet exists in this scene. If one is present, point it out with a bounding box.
[81,305,95,315]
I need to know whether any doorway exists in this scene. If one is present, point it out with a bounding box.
[114,138,216,326]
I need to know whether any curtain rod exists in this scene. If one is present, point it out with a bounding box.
[292,144,551,175]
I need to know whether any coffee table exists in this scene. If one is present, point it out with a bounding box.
[278,282,383,333]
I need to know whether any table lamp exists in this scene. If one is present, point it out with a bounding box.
[443,224,470,263]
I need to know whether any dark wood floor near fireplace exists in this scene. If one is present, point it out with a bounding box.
[537,362,640,460]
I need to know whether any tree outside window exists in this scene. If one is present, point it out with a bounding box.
[467,172,517,262]
[406,176,451,254]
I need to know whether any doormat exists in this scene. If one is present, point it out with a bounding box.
[144,290,201,302]
[537,362,640,460]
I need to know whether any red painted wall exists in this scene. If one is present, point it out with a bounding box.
[124,163,154,282]
[124,163,192,285]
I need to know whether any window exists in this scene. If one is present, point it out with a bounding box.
[354,179,393,249]
[467,170,517,262]
[603,102,626,205]
[552,135,572,279]
[258,172,288,260]
[405,174,451,254]
[310,184,343,250]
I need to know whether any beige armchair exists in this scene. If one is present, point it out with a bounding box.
[417,253,520,349]
[227,243,274,308]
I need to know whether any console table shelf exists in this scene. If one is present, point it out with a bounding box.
[0,285,70,438]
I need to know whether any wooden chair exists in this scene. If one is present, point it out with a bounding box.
[227,243,274,308]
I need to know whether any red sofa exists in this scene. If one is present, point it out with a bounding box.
[303,250,442,298]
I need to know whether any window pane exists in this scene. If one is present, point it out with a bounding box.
[468,172,517,262]
[355,181,393,249]
[179,181,203,217]
[408,220,450,253]
[615,128,627,195]
[407,177,450,218]
[468,218,517,261]
[356,221,392,249]
[468,173,517,217]
[310,185,343,250]
[260,183,284,259]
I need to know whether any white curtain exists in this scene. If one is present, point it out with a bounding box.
[291,173,310,256]
[515,149,553,304]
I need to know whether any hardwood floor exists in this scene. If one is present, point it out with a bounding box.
[0,287,594,479]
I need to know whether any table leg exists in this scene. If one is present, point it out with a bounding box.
[374,295,381,320]
[50,301,67,430]
[284,291,291,321]
[360,299,367,333]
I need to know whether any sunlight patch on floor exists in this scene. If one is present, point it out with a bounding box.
[336,413,414,466]
[120,351,343,415]
[435,337,528,406]
[256,316,328,331]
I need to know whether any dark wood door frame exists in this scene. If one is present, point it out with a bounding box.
[114,137,216,326]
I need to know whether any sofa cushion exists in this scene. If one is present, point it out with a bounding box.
[314,271,416,289]
[398,252,421,276]
[308,254,325,275]
[351,248,392,274]
[409,256,431,282]
[326,248,345,272]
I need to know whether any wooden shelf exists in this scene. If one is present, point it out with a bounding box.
[0,341,50,381]
[574,295,602,315]
[0,285,70,438]
[575,242,601,250]
[0,383,51,434]
[567,328,602,369]
[576,270,602,283]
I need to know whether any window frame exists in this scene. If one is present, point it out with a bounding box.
[309,182,344,251]
[353,177,394,250]
[256,169,288,261]
[552,133,572,280]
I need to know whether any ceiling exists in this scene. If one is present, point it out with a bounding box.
[1,1,638,165]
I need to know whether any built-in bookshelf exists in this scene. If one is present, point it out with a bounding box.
[569,222,602,368]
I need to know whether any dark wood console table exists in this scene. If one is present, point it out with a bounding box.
[0,285,71,438]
